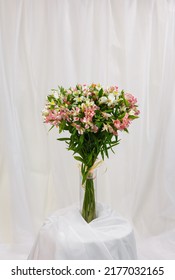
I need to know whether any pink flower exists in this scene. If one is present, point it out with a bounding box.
[114,86,118,91]
[112,130,118,136]
[108,86,115,92]
[45,111,62,124]
[85,124,90,129]
[59,109,69,120]
[120,113,131,130]
[72,123,85,134]
[113,119,121,129]
[91,125,98,133]
[84,107,96,122]
[135,109,140,116]
[80,117,89,123]
[113,113,131,131]
[71,107,80,116]
[125,93,137,106]
[102,123,117,135]
[73,117,79,121]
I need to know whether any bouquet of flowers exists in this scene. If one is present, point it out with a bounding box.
[42,83,140,223]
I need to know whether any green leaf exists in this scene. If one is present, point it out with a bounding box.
[48,125,54,132]
[57,137,70,141]
[59,120,66,133]
[47,96,52,102]
[59,86,64,93]
[98,88,103,98]
[87,152,93,166]
[103,144,109,158]
[101,150,104,160]
[129,115,139,120]
[74,156,84,163]
[118,112,125,120]
[96,122,103,128]
[80,135,84,145]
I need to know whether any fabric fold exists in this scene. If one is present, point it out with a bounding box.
[28,203,137,260]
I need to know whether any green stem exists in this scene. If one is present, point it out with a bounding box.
[81,174,96,223]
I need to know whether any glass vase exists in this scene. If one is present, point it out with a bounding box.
[80,169,97,223]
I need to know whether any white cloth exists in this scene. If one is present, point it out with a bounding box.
[28,204,137,260]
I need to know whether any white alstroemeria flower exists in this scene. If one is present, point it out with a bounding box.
[82,84,87,90]
[102,123,113,133]
[99,96,108,104]
[106,93,116,106]
[102,123,108,131]
[108,93,115,102]
[74,96,85,103]
[119,106,126,112]
[50,90,59,99]
[96,84,101,90]
[85,99,94,106]
[42,109,49,116]
[78,127,85,135]
[81,103,86,111]
[58,94,64,103]
[101,112,111,119]
[113,99,119,106]
[129,109,135,115]
[72,90,79,96]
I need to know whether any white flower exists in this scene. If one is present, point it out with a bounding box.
[50,90,59,99]
[42,109,49,116]
[85,99,94,106]
[108,93,115,102]
[106,93,117,106]
[119,106,126,112]
[72,90,80,96]
[99,96,108,104]
[96,84,102,90]
[129,109,135,115]
[101,112,111,119]
[81,103,86,111]
[102,123,113,133]
[78,127,85,134]
[102,123,108,131]
[74,96,85,103]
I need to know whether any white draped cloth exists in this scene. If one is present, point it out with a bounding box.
[28,204,137,260]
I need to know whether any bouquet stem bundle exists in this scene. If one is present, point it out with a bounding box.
[81,171,96,223]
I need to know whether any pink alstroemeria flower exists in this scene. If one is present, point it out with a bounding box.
[91,125,98,133]
[125,93,137,106]
[113,119,121,129]
[45,111,61,124]
[113,113,131,131]
[120,113,131,130]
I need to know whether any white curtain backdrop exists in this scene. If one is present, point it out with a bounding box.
[0,0,175,259]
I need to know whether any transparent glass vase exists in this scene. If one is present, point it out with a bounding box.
[80,169,97,223]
